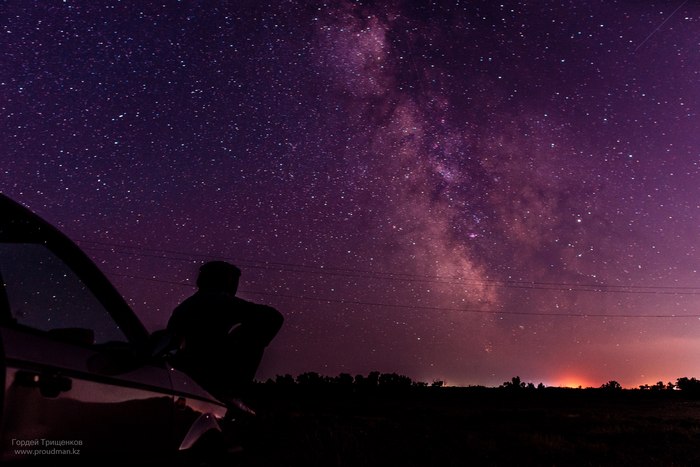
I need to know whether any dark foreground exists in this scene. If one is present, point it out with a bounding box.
[232,385,700,467]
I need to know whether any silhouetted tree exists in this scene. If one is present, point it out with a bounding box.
[367,371,380,387]
[297,372,324,385]
[378,372,413,387]
[275,374,295,385]
[334,373,354,386]
[354,371,381,389]
[638,381,673,391]
[501,376,526,390]
[676,377,700,394]
[601,380,622,391]
[431,380,444,388]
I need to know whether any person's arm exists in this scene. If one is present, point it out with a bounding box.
[232,298,284,346]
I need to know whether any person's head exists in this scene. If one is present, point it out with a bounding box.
[196,261,241,294]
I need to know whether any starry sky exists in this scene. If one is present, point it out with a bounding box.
[2,0,700,388]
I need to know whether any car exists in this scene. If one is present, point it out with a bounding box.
[0,194,229,464]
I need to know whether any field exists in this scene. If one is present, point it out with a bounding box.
[232,385,700,466]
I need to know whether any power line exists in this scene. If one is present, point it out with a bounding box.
[109,272,700,319]
[80,239,698,290]
[80,239,700,296]
[82,239,512,284]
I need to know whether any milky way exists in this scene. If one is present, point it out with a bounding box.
[2,1,700,387]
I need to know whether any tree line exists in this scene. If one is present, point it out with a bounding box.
[262,371,444,388]
[261,373,700,393]
[503,376,700,392]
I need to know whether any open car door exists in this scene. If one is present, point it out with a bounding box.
[0,195,226,463]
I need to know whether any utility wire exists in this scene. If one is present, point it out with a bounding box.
[80,240,700,296]
[109,272,700,319]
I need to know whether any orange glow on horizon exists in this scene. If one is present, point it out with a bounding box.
[553,376,595,389]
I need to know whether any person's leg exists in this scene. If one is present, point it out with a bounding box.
[220,335,265,397]
[219,309,283,397]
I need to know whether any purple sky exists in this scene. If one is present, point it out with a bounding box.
[3,0,700,387]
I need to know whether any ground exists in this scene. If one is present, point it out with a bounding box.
[230,385,700,466]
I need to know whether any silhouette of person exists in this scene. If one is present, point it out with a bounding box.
[167,261,283,401]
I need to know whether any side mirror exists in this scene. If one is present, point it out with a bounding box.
[87,330,179,375]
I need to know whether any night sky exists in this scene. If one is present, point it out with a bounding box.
[2,0,700,388]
